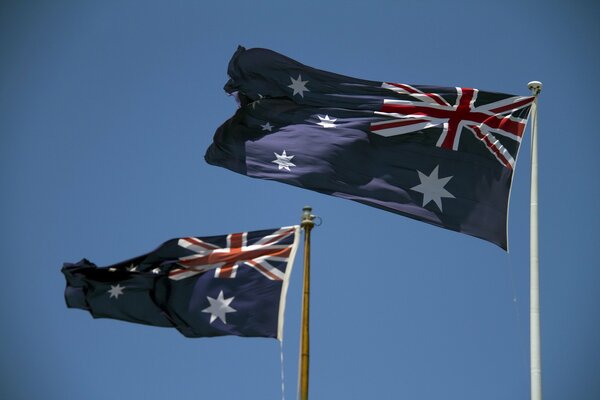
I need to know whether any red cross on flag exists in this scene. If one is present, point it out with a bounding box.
[168,226,298,281]
[370,83,534,169]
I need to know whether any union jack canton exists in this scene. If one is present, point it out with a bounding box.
[169,226,298,281]
[370,83,534,170]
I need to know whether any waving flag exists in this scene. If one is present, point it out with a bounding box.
[62,226,300,339]
[206,47,534,249]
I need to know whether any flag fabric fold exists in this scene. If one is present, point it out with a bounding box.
[62,226,300,340]
[206,46,534,249]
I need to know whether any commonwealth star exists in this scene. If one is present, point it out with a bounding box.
[411,165,455,212]
[108,284,125,299]
[272,150,296,172]
[202,290,236,324]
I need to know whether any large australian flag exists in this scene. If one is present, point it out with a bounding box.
[62,226,300,339]
[205,46,535,250]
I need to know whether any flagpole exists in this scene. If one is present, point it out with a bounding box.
[299,206,315,400]
[527,80,542,400]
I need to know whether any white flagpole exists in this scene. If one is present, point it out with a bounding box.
[528,80,542,400]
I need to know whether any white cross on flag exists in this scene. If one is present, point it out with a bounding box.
[168,226,298,281]
[370,83,533,169]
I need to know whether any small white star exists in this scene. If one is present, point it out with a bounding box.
[250,93,264,109]
[151,268,161,274]
[272,150,296,172]
[411,165,455,212]
[261,122,274,132]
[108,284,125,299]
[288,74,309,97]
[127,264,137,272]
[202,290,236,324]
[317,115,337,128]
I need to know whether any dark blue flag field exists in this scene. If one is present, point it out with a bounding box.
[205,47,535,249]
[62,226,300,339]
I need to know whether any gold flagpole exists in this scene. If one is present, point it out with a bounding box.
[299,206,315,400]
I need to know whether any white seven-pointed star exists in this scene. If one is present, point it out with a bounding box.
[317,115,337,128]
[127,264,137,272]
[261,122,274,132]
[108,284,125,299]
[202,290,236,324]
[272,150,296,171]
[410,165,455,212]
[288,74,309,97]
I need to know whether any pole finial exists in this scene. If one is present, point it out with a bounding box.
[528,81,542,96]
[301,206,315,229]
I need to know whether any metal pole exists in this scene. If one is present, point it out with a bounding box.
[528,80,542,400]
[299,206,315,400]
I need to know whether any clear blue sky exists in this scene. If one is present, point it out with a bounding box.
[1,1,598,399]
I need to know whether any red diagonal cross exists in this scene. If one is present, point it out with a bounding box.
[170,230,292,280]
[379,86,530,150]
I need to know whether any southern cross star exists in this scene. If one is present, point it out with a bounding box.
[411,165,455,212]
[261,122,274,132]
[202,290,236,324]
[108,284,125,299]
[251,93,264,110]
[317,115,337,128]
[288,74,309,97]
[272,150,296,172]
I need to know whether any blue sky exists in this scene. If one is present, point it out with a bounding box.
[1,1,598,399]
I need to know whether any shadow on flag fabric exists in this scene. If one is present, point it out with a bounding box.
[205,46,535,250]
[62,226,300,339]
